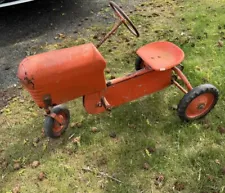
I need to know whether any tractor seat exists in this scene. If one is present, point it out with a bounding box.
[136,41,185,71]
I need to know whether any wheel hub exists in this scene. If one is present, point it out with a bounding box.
[185,92,216,119]
[197,103,206,110]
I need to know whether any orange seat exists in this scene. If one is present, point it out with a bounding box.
[136,41,185,71]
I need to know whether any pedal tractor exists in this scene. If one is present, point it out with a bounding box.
[17,1,219,138]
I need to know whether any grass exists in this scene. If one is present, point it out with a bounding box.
[1,0,225,192]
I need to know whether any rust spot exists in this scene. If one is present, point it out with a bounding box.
[24,76,35,89]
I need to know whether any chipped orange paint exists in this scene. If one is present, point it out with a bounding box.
[84,69,172,114]
[18,43,106,108]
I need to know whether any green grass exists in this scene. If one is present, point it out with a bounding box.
[1,0,225,192]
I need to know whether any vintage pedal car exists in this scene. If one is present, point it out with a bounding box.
[18,1,219,138]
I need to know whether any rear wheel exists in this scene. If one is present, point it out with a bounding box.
[44,105,70,138]
[177,84,219,121]
[135,56,143,71]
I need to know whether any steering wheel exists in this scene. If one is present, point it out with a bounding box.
[109,1,140,37]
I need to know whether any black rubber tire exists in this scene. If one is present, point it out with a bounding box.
[135,56,143,71]
[44,104,70,138]
[177,84,219,121]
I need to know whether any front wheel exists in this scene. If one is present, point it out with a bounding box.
[44,105,70,138]
[177,84,219,121]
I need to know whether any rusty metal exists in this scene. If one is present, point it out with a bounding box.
[96,1,140,48]
[24,76,34,89]
[100,97,112,111]
[96,20,123,48]
[173,66,193,91]
[172,80,188,94]
[109,1,140,37]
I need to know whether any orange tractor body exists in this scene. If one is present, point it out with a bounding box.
[18,43,106,108]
